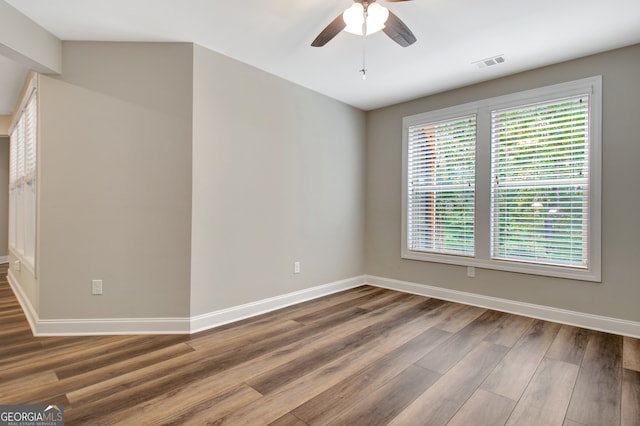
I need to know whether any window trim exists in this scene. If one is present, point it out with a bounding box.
[402,76,602,282]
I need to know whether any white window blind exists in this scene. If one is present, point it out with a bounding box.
[24,92,37,183]
[9,85,38,270]
[491,95,590,268]
[9,125,18,248]
[12,115,24,186]
[407,115,476,256]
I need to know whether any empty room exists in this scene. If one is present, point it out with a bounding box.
[0,0,639,424]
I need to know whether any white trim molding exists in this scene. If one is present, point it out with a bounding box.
[0,255,9,264]
[7,270,639,338]
[190,275,366,333]
[365,275,640,338]
[7,269,190,335]
[6,271,366,336]
[33,317,191,336]
[7,269,39,334]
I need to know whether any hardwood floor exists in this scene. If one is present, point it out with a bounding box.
[1,265,639,425]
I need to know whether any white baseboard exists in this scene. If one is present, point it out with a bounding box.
[190,275,366,333]
[6,272,366,336]
[7,270,191,335]
[365,275,640,338]
[34,317,191,336]
[0,255,8,264]
[7,270,639,338]
[7,269,39,335]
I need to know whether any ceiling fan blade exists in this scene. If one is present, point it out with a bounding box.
[383,10,417,47]
[311,14,346,47]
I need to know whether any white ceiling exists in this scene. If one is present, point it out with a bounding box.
[2,0,640,113]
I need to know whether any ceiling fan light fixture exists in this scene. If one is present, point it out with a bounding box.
[343,2,389,36]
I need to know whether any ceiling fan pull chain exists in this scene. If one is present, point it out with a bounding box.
[360,4,368,80]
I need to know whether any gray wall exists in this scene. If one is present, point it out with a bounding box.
[0,136,8,257]
[21,40,365,321]
[36,42,193,319]
[365,44,640,322]
[190,44,366,315]
[10,38,638,327]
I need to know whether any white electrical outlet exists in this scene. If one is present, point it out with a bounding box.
[467,266,476,278]
[294,261,301,274]
[92,279,103,295]
[14,260,21,272]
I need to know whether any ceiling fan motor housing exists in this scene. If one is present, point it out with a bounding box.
[311,0,416,47]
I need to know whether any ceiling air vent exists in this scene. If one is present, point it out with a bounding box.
[473,55,505,69]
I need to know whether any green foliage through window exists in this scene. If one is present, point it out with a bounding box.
[407,115,476,256]
[491,96,589,268]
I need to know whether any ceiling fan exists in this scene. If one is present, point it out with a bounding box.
[311,0,417,48]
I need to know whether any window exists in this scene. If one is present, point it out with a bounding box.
[10,82,37,271]
[406,115,476,256]
[491,96,589,268]
[402,77,601,281]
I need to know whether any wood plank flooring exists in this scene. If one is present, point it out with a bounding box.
[1,265,639,425]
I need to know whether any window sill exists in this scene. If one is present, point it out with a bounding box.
[402,250,601,283]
